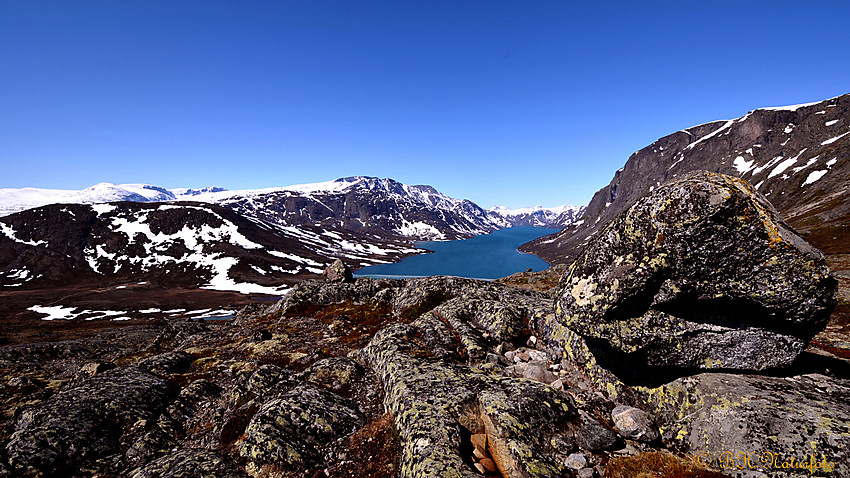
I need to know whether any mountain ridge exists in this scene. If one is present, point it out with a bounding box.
[522,92,850,264]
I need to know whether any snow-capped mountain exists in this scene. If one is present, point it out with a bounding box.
[187,176,507,241]
[0,183,227,217]
[0,177,519,242]
[0,202,419,293]
[488,205,586,228]
[523,93,850,264]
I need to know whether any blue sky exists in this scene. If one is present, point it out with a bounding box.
[2,1,849,208]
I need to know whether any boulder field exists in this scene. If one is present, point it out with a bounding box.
[0,172,846,478]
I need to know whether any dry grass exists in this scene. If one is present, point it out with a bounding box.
[605,451,730,478]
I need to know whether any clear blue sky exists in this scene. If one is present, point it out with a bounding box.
[2,1,849,208]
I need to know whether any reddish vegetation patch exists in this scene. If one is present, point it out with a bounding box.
[323,413,400,478]
[605,452,731,478]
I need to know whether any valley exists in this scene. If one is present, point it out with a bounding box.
[0,93,848,478]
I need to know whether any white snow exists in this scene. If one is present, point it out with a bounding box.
[758,100,822,112]
[488,205,575,216]
[0,183,182,216]
[768,149,807,179]
[268,250,322,266]
[0,223,47,246]
[7,269,30,280]
[28,305,77,320]
[791,156,820,174]
[733,156,755,174]
[826,158,837,167]
[395,221,445,240]
[803,170,828,186]
[784,124,795,134]
[825,120,839,126]
[683,120,735,152]
[91,204,116,214]
[821,131,850,145]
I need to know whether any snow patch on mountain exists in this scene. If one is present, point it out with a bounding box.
[0,183,228,217]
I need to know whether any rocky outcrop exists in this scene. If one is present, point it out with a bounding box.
[5,366,178,476]
[238,383,365,472]
[549,171,836,372]
[0,225,846,478]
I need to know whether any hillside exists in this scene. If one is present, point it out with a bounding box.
[523,93,850,264]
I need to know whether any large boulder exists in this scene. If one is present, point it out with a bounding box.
[322,258,353,283]
[551,171,836,371]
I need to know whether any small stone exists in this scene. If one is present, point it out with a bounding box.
[504,350,516,362]
[577,419,623,452]
[526,335,537,347]
[471,433,487,452]
[251,329,273,342]
[322,258,353,283]
[474,462,487,474]
[516,350,531,362]
[508,363,528,377]
[611,405,660,443]
[523,362,558,385]
[485,353,500,365]
[550,433,576,454]
[550,363,560,372]
[578,467,596,478]
[480,457,497,473]
[80,362,116,376]
[563,453,587,470]
[473,447,487,461]
[551,379,564,390]
[495,343,504,355]
[527,350,549,362]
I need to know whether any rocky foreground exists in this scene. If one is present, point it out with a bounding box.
[1,172,848,478]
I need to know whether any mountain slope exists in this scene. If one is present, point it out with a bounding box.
[0,202,419,293]
[524,93,850,264]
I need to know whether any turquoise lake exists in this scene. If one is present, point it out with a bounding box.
[354,226,558,280]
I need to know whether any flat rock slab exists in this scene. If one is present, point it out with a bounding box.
[648,372,850,477]
[551,171,837,371]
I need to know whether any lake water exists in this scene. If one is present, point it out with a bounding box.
[354,226,558,280]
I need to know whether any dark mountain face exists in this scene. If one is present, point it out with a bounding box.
[524,94,850,264]
[0,202,419,291]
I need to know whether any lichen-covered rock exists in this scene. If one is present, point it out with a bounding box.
[5,366,178,476]
[128,449,247,478]
[647,372,850,477]
[323,258,354,283]
[300,356,362,395]
[358,292,579,478]
[577,418,623,452]
[246,363,297,398]
[550,171,837,371]
[237,383,365,472]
